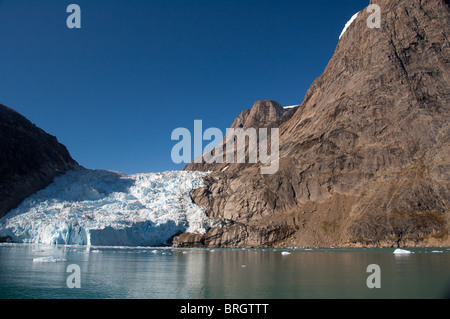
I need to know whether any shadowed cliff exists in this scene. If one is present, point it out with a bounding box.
[0,104,79,220]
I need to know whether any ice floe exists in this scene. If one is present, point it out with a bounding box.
[32,256,67,263]
[393,248,413,255]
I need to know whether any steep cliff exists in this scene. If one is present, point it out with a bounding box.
[0,104,79,220]
[177,0,450,248]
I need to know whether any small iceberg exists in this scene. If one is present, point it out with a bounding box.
[281,251,291,256]
[33,256,67,263]
[393,248,413,255]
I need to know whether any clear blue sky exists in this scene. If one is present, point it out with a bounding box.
[0,0,366,174]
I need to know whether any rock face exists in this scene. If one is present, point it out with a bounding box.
[185,100,294,173]
[177,0,450,248]
[0,104,79,219]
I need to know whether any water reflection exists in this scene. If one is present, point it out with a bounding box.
[1,245,450,299]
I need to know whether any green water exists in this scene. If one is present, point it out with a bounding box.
[0,244,449,299]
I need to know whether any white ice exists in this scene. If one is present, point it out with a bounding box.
[33,256,67,263]
[0,168,214,247]
[339,12,360,39]
[393,248,413,255]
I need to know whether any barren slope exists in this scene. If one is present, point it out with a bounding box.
[178,0,450,248]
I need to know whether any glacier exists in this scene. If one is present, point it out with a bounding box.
[0,168,213,246]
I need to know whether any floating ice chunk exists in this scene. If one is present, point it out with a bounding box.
[339,12,360,39]
[33,256,67,263]
[393,249,413,255]
[281,251,291,256]
[431,250,443,254]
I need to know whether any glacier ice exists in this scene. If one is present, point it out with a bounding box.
[0,168,213,246]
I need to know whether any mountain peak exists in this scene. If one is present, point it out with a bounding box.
[181,0,450,248]
[231,100,285,130]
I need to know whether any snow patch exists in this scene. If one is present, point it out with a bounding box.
[339,12,360,39]
[0,169,213,246]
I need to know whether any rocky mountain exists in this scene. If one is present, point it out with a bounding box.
[0,104,79,222]
[177,0,450,248]
[185,100,294,173]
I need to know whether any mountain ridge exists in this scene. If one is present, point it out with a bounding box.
[177,0,450,248]
[0,104,79,221]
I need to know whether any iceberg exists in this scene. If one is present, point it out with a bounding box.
[393,248,413,255]
[0,168,213,246]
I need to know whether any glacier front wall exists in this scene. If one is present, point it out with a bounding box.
[0,169,212,246]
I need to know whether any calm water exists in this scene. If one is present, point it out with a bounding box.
[1,244,449,299]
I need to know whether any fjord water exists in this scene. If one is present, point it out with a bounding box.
[1,244,449,299]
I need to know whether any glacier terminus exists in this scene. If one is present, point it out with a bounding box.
[0,169,213,246]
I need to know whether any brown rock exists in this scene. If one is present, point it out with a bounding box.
[178,0,450,248]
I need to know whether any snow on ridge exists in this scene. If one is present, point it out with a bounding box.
[0,168,212,246]
[339,12,360,40]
